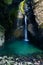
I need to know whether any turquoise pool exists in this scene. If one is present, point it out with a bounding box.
[1,40,42,56]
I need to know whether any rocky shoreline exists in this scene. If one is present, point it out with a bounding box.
[0,53,43,65]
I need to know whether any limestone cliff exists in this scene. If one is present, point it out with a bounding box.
[33,0,43,26]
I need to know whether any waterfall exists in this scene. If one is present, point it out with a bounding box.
[17,2,29,41]
[24,15,29,41]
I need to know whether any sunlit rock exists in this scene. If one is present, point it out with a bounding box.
[19,1,25,14]
[33,0,43,26]
[33,0,39,3]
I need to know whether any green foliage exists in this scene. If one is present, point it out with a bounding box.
[4,0,13,5]
[9,7,18,18]
[0,0,19,29]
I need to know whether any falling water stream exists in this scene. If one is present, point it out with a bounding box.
[24,15,29,41]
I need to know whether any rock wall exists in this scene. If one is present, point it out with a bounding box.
[33,0,43,46]
[33,0,43,26]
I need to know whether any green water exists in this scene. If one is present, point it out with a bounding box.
[2,40,42,56]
